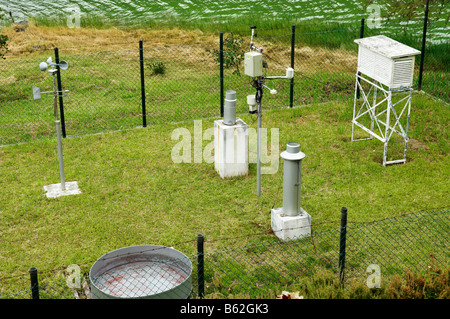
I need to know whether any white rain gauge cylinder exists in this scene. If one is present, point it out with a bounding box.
[352,35,421,166]
[271,142,311,242]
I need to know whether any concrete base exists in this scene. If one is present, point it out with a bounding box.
[44,181,81,198]
[271,207,311,242]
[214,118,248,179]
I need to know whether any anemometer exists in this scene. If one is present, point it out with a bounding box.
[33,57,69,117]
[32,57,80,198]
[245,26,294,196]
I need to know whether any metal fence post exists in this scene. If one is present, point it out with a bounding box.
[197,234,205,298]
[339,207,348,286]
[54,47,66,138]
[359,17,365,39]
[289,25,295,108]
[418,0,430,91]
[356,18,365,100]
[29,267,39,300]
[220,32,224,117]
[139,40,147,128]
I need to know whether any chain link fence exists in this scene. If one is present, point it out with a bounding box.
[58,49,141,138]
[0,41,220,146]
[1,209,448,299]
[1,18,447,146]
[198,209,449,298]
[0,50,56,146]
[343,210,449,286]
[142,42,219,125]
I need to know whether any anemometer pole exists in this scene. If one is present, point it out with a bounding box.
[34,56,81,198]
[249,26,264,197]
[46,64,66,190]
[56,120,66,190]
[51,72,66,190]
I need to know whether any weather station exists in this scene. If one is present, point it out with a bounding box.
[33,57,81,198]
[245,26,294,197]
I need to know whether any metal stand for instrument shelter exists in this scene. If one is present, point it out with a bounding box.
[352,35,421,166]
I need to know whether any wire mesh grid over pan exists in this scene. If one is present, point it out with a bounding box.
[89,245,192,299]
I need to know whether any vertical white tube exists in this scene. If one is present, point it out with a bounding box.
[280,142,306,216]
[56,120,66,190]
[256,100,262,197]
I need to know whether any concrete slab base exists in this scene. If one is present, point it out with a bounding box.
[44,181,81,198]
[271,207,311,242]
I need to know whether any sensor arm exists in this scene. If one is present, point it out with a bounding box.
[262,84,277,95]
[264,67,294,80]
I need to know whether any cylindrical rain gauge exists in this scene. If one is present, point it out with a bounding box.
[280,142,306,216]
[223,90,237,125]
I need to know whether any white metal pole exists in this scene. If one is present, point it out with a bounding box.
[52,73,65,190]
[403,89,413,161]
[351,75,358,142]
[383,91,392,166]
[56,120,66,190]
[256,99,262,197]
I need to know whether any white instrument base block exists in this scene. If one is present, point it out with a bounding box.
[271,207,311,242]
[44,181,81,198]
[214,119,249,179]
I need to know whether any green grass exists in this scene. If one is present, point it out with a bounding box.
[0,92,448,296]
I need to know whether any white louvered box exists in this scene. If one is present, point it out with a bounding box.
[354,35,421,89]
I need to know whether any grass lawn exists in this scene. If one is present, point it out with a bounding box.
[0,91,448,295]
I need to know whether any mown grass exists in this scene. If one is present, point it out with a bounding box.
[0,21,448,298]
[0,91,448,296]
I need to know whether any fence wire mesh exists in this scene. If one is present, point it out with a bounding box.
[344,210,450,285]
[200,228,340,298]
[1,19,447,146]
[198,210,449,298]
[58,50,141,137]
[0,51,56,145]
[142,42,219,125]
[1,209,447,299]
